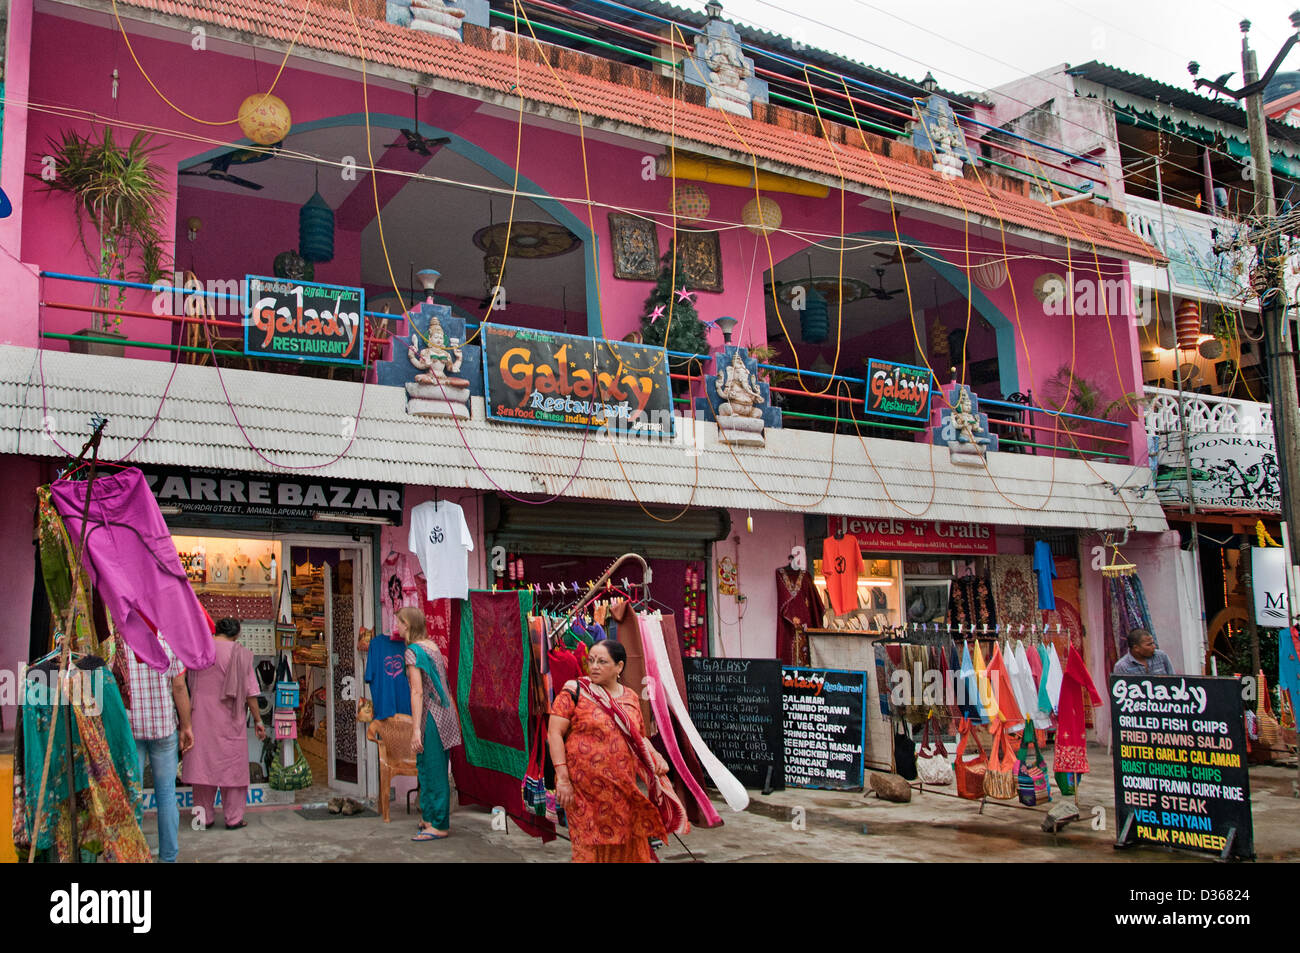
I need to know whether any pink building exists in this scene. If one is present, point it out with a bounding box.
[0,0,1167,793]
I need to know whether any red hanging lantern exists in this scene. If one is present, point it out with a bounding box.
[1174,300,1201,350]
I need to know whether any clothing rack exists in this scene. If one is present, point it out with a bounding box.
[550,553,651,639]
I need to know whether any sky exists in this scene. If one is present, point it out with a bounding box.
[710,0,1300,97]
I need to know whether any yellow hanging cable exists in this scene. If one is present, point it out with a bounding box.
[111,0,311,126]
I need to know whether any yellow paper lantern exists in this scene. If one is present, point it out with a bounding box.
[741,195,782,235]
[237,93,292,146]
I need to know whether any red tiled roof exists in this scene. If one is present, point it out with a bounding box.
[110,0,1161,260]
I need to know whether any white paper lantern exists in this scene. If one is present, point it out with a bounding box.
[972,256,1008,291]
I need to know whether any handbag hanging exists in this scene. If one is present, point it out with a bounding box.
[916,718,954,786]
[274,653,300,709]
[982,721,1020,800]
[268,740,313,791]
[893,719,918,781]
[954,717,987,800]
[1016,726,1051,806]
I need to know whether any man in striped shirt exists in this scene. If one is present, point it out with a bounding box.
[125,640,194,862]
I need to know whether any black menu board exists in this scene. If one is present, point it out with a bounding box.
[782,667,867,790]
[1110,675,1254,860]
[684,658,784,789]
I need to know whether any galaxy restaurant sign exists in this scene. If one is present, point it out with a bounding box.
[864,359,933,423]
[482,324,674,436]
[243,276,366,365]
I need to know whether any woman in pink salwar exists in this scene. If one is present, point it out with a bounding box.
[183,618,266,829]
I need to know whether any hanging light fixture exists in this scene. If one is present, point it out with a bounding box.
[1174,299,1201,350]
[742,195,782,235]
[237,93,292,146]
[799,255,829,344]
[298,168,334,263]
[971,256,1008,291]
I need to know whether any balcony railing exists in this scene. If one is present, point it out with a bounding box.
[36,271,1131,463]
[1144,385,1273,438]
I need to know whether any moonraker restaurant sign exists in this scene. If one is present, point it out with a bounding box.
[482,324,674,436]
[243,276,366,365]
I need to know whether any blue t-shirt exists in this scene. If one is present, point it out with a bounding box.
[364,635,412,720]
[1033,541,1057,611]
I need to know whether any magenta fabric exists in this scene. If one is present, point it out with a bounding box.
[50,469,214,672]
[191,783,247,827]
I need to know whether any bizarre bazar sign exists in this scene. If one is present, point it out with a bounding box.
[140,467,404,524]
[829,516,996,555]
[1109,675,1253,860]
[782,667,867,790]
[243,275,366,365]
[482,324,674,436]
[864,359,933,422]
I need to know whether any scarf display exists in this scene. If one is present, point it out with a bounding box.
[456,589,533,778]
[1103,573,1153,675]
[577,678,688,836]
[947,572,997,631]
[639,613,747,814]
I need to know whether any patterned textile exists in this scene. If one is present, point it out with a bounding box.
[873,644,892,716]
[405,641,463,751]
[445,598,555,842]
[991,556,1038,629]
[422,597,454,658]
[775,568,822,666]
[332,595,357,766]
[1053,645,1102,775]
[551,684,669,862]
[125,641,185,740]
[1103,573,1153,676]
[1039,559,1083,638]
[456,590,533,778]
[36,486,101,655]
[947,573,997,631]
[21,662,147,859]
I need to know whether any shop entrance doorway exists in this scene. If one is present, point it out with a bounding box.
[283,537,373,799]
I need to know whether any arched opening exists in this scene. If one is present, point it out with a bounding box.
[759,231,1020,432]
[173,111,597,376]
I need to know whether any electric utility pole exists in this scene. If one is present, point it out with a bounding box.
[1193,16,1300,575]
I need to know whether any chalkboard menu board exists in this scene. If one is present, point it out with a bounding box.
[1110,675,1254,860]
[684,658,785,789]
[782,667,867,790]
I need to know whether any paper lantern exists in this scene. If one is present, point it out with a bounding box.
[1033,272,1065,303]
[298,191,335,263]
[800,287,829,344]
[741,195,782,235]
[237,93,292,146]
[671,183,711,224]
[972,256,1007,291]
[1174,300,1201,350]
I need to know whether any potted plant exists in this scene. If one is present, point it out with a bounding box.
[36,127,169,357]
[639,250,709,395]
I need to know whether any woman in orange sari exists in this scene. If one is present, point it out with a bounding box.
[548,640,686,863]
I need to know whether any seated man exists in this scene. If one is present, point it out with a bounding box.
[1113,628,1176,676]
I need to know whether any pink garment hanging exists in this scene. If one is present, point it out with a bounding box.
[638,616,722,827]
[50,468,214,672]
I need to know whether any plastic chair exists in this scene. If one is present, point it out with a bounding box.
[365,714,419,823]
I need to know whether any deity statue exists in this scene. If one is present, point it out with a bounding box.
[949,387,985,451]
[928,113,965,177]
[715,351,764,419]
[407,315,464,383]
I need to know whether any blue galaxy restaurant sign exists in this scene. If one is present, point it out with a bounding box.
[482,324,675,437]
[244,275,365,365]
[864,358,933,422]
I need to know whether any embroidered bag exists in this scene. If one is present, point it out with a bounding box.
[273,709,297,740]
[268,741,313,791]
[274,654,300,709]
[916,718,954,786]
[893,719,918,781]
[954,717,987,800]
[1016,726,1051,806]
[982,721,1020,800]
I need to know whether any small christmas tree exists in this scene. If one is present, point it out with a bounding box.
[640,249,709,367]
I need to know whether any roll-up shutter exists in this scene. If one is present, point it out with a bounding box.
[483,495,730,561]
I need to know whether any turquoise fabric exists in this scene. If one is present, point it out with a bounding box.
[22,663,140,850]
[417,712,450,829]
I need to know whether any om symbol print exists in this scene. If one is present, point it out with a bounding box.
[429,526,445,545]
[834,556,846,573]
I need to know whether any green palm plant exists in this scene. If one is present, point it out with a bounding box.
[37,128,170,332]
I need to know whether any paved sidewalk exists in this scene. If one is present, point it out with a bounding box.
[166,748,1300,863]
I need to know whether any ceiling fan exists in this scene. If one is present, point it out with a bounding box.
[874,247,924,267]
[869,267,905,301]
[388,88,450,157]
[178,151,265,190]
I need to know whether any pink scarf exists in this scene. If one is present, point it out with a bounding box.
[577,678,688,836]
